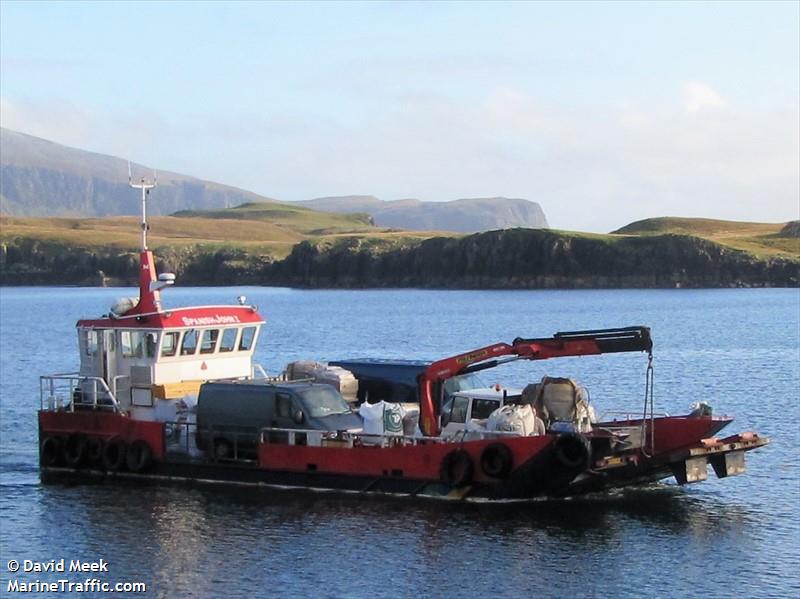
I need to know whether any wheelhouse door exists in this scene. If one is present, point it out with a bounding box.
[100,330,128,406]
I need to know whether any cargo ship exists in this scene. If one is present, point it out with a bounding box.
[38,177,769,501]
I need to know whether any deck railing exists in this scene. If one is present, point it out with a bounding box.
[596,410,670,422]
[39,373,124,413]
[161,419,527,463]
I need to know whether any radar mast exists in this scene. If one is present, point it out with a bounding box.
[128,162,158,251]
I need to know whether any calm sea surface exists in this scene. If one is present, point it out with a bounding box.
[1,287,798,598]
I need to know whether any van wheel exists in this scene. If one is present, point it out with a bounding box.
[213,439,233,460]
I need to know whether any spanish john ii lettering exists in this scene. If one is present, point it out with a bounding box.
[181,315,241,327]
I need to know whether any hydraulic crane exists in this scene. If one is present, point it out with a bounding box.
[416,326,653,437]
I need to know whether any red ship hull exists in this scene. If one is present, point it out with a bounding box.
[38,411,767,501]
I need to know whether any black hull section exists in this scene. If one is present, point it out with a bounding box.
[39,452,610,503]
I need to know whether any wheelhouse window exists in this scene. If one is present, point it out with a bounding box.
[200,329,219,354]
[161,331,179,357]
[239,326,257,351]
[219,328,238,353]
[83,330,99,356]
[121,331,143,358]
[144,332,157,358]
[181,329,199,355]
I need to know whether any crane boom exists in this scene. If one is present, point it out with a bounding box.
[417,326,652,436]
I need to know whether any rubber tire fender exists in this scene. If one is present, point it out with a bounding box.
[86,436,105,465]
[63,434,88,467]
[213,437,234,461]
[125,440,153,473]
[440,450,474,488]
[102,438,128,472]
[40,436,62,467]
[553,432,591,470]
[480,442,514,478]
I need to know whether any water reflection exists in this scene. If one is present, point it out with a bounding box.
[0,448,789,597]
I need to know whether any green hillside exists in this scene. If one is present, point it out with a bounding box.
[0,202,444,260]
[172,201,376,235]
[611,217,799,259]
[2,213,798,288]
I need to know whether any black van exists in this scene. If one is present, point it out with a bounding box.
[196,380,363,459]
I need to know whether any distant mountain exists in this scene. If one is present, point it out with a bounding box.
[0,128,274,217]
[296,195,549,233]
[1,128,548,233]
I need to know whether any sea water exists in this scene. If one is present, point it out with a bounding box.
[1,287,798,598]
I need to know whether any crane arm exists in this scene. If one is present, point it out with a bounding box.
[417,326,652,437]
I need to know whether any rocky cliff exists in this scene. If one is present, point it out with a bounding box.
[2,228,797,288]
[296,196,549,233]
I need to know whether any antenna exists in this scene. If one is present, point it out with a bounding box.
[128,161,157,251]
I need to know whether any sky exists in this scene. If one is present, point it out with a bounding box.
[1,0,798,232]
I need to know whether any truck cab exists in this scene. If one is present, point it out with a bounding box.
[439,387,522,438]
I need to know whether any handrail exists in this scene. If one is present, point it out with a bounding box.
[39,373,123,413]
[162,419,571,463]
[597,410,670,422]
[254,425,521,445]
[251,363,270,379]
[111,374,130,398]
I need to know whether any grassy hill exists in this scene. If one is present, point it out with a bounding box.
[2,209,797,288]
[172,201,377,236]
[0,201,448,259]
[611,217,799,259]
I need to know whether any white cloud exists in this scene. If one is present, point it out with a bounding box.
[683,82,727,113]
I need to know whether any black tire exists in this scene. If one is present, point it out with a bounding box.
[86,437,105,465]
[125,440,153,473]
[40,436,62,467]
[63,434,87,467]
[213,438,233,460]
[102,438,128,472]
[440,450,474,488]
[480,443,514,478]
[554,433,591,470]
